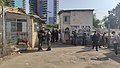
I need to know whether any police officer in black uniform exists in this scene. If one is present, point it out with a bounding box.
[92,31,99,51]
[37,28,45,51]
[46,29,51,51]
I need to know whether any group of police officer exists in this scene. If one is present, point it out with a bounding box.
[37,27,51,51]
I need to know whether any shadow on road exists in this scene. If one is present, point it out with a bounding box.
[103,52,120,63]
[91,52,120,63]
[17,42,79,54]
[16,42,120,64]
[75,44,120,63]
[76,46,92,53]
[51,42,78,48]
[90,50,120,63]
[91,57,109,61]
[18,50,39,53]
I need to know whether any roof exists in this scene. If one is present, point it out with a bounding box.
[30,15,40,19]
[29,15,45,24]
[7,12,45,24]
[58,9,94,15]
[0,6,45,24]
[0,6,26,14]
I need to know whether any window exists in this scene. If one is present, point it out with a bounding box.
[17,19,27,32]
[63,16,70,23]
[64,27,70,34]
[11,22,17,32]
[17,23,22,32]
[65,17,68,22]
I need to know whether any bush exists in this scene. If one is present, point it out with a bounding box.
[46,24,58,28]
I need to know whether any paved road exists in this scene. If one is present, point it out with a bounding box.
[0,43,120,68]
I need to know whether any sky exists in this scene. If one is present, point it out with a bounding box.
[59,0,119,20]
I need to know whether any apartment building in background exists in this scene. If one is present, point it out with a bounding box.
[29,0,59,24]
[11,0,26,10]
[29,0,38,15]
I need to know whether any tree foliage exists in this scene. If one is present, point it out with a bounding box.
[103,3,120,29]
[0,0,12,6]
[29,10,37,15]
[46,24,58,28]
[102,14,117,29]
[93,14,101,28]
[102,16,108,28]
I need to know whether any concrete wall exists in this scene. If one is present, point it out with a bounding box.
[32,31,38,48]
[31,18,38,48]
[70,11,93,27]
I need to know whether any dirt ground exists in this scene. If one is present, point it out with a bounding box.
[0,43,120,68]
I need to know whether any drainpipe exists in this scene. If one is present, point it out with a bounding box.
[2,6,6,56]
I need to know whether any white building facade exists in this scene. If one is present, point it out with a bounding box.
[58,9,94,43]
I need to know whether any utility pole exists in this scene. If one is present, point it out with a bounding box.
[108,23,110,48]
[2,6,6,56]
[108,11,111,48]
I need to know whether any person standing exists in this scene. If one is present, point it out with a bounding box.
[92,31,99,51]
[55,29,59,42]
[97,32,101,48]
[72,30,77,45]
[82,33,87,46]
[118,33,120,45]
[37,28,45,51]
[100,33,106,47]
[46,29,52,51]
[111,31,119,55]
[51,29,55,43]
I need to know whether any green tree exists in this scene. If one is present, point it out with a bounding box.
[0,0,12,6]
[103,3,120,29]
[46,24,58,28]
[93,14,101,28]
[29,10,36,15]
[102,13,117,29]
[102,16,109,28]
[111,3,120,29]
